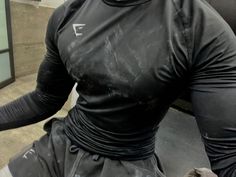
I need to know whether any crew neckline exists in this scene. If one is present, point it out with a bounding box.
[102,0,151,7]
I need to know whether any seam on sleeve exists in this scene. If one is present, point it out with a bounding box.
[171,0,193,70]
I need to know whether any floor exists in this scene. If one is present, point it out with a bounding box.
[0,74,67,168]
[0,74,210,177]
[156,109,210,177]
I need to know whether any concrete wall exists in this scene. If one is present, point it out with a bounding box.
[9,1,73,111]
[11,0,65,8]
[10,1,54,78]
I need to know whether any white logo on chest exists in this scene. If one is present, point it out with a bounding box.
[73,24,86,36]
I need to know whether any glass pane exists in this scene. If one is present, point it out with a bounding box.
[0,0,9,50]
[0,52,11,82]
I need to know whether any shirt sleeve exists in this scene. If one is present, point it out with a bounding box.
[0,5,75,131]
[174,0,236,176]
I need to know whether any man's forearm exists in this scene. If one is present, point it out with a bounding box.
[0,90,65,131]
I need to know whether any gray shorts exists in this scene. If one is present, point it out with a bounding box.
[4,118,165,177]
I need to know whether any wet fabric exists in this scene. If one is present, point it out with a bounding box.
[0,0,236,176]
[8,119,165,177]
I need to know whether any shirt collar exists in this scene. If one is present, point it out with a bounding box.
[102,0,151,7]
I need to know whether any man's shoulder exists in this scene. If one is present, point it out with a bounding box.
[49,0,86,31]
[62,0,86,11]
[52,0,86,19]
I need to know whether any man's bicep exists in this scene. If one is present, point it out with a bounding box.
[191,87,236,177]
[189,12,236,177]
[36,4,74,98]
[187,1,236,175]
[36,53,74,98]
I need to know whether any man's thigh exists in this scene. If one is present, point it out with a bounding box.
[7,140,55,177]
[6,119,69,177]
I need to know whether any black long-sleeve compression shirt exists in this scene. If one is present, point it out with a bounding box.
[0,7,75,130]
[1,0,236,176]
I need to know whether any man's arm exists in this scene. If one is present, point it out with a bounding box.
[172,0,236,176]
[0,5,75,131]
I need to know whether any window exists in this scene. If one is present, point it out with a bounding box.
[0,0,15,88]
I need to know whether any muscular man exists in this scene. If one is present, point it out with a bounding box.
[0,0,236,176]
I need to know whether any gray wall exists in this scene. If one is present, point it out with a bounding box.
[10,2,72,111]
[10,1,54,78]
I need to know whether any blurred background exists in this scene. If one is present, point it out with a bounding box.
[0,0,235,176]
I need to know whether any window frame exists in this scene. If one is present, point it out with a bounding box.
[0,0,15,89]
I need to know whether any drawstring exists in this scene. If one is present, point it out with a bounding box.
[69,145,100,161]
[65,111,157,161]
[68,145,100,177]
[69,145,80,153]
[68,145,83,177]
[92,154,100,161]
